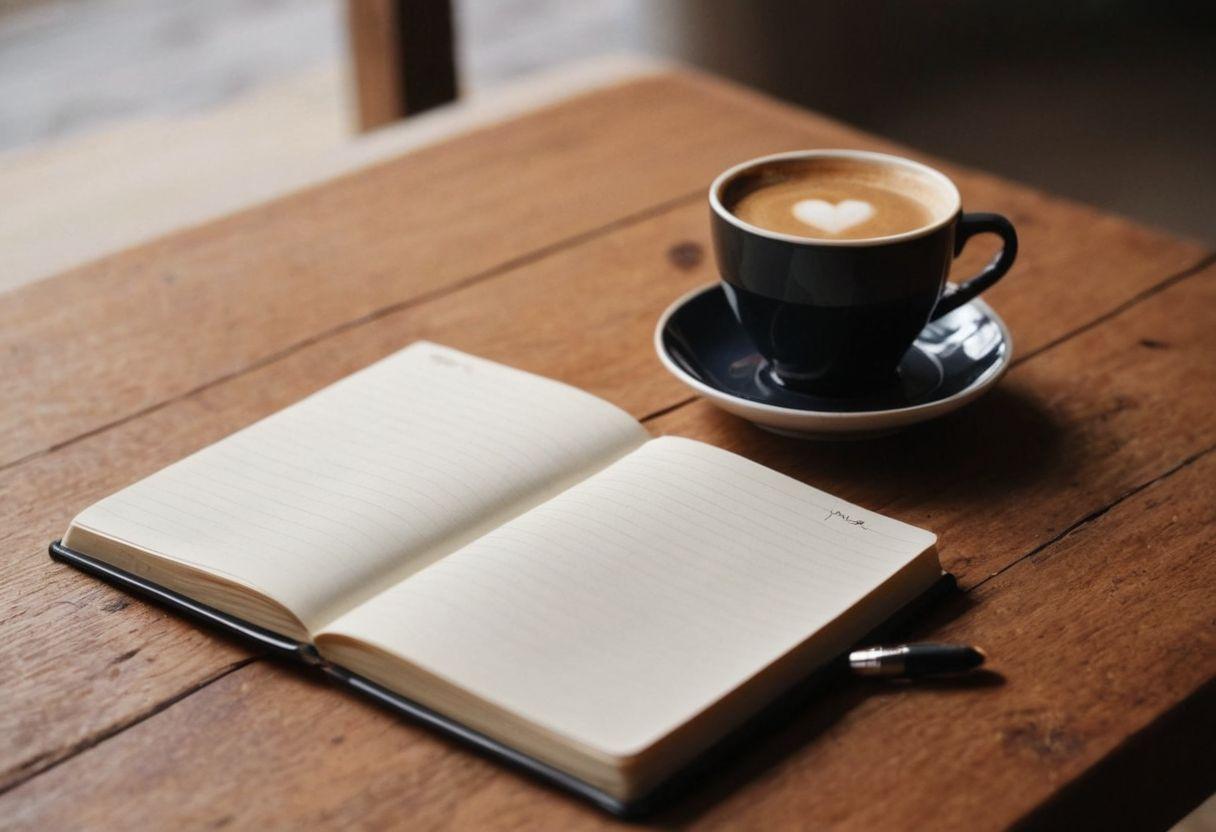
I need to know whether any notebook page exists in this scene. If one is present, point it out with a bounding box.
[320,435,938,760]
[67,342,647,633]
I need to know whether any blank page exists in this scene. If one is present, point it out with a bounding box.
[65,342,647,633]
[320,436,938,765]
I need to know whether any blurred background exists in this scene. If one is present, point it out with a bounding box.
[2,1,1213,825]
[2,0,1213,291]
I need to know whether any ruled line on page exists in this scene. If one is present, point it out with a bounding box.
[71,342,648,631]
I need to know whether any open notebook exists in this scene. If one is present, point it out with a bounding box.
[54,342,942,813]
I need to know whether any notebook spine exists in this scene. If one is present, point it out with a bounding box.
[49,539,957,818]
[297,644,352,685]
[48,540,307,661]
[47,540,633,814]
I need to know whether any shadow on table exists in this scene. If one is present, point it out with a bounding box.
[645,385,1061,822]
[648,586,1002,825]
[695,383,1069,514]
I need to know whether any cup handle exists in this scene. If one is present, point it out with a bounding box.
[930,212,1018,320]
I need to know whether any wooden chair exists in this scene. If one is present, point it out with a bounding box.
[346,0,459,131]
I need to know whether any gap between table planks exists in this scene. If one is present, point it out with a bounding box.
[0,70,859,470]
[1,70,1207,471]
[5,69,1209,794]
[5,256,1214,822]
[2,70,1214,826]
[3,205,1210,794]
[7,395,1214,830]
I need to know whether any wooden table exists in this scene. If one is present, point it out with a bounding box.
[3,70,1213,830]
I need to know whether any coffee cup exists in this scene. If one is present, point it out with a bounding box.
[709,149,1017,395]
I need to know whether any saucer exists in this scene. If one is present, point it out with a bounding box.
[654,283,1012,440]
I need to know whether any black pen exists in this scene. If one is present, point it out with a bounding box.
[849,643,987,679]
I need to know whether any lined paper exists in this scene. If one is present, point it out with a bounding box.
[321,436,938,757]
[68,342,648,631]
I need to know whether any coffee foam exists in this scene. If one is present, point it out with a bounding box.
[720,156,956,241]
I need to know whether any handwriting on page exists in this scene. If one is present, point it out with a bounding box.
[429,351,472,372]
[825,509,873,530]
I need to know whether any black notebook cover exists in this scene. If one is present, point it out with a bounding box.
[50,540,957,817]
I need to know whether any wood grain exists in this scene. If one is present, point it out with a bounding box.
[3,255,1212,813]
[648,265,1216,591]
[1,72,1205,470]
[7,424,1211,831]
[669,452,1216,831]
[0,72,830,469]
[2,70,1213,825]
[2,200,1209,790]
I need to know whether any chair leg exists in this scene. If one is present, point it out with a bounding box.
[346,0,458,131]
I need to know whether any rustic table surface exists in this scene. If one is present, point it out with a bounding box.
[2,70,1213,830]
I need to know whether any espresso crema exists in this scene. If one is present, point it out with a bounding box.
[723,157,954,241]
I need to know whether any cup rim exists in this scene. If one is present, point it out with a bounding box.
[709,149,962,247]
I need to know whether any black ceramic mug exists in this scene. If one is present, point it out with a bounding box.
[709,149,1017,395]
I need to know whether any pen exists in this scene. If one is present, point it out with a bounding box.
[849,643,987,679]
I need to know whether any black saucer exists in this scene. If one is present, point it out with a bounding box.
[654,284,1012,438]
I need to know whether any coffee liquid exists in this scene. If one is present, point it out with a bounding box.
[723,157,949,241]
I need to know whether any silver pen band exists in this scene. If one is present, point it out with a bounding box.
[848,645,910,676]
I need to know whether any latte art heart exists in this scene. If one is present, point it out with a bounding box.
[791,199,875,235]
